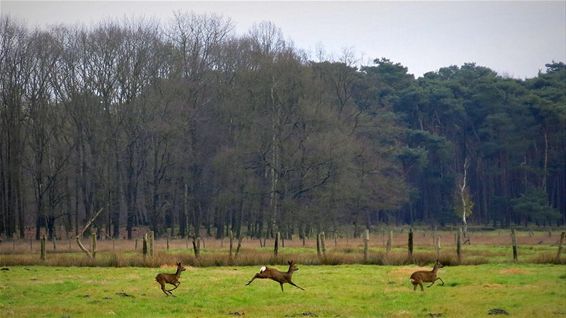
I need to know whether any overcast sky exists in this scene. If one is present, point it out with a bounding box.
[2,1,565,78]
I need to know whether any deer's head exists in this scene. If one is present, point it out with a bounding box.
[288,260,299,272]
[433,260,443,270]
[177,262,186,272]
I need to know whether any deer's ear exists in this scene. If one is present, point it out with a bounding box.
[288,260,292,265]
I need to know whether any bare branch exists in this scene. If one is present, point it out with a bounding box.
[75,208,103,258]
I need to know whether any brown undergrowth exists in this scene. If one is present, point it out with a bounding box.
[1,231,563,267]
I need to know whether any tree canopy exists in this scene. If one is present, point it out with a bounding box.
[1,15,564,240]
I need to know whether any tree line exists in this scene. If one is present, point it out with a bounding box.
[0,14,564,240]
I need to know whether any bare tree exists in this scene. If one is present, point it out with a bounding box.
[0,17,31,238]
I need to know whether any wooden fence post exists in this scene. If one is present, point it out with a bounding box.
[386,230,392,254]
[457,228,462,263]
[274,231,280,257]
[556,232,565,263]
[230,230,234,258]
[316,233,321,257]
[511,228,518,262]
[192,236,200,258]
[435,236,441,259]
[235,236,243,257]
[320,232,326,256]
[149,231,154,257]
[40,235,46,261]
[143,234,148,258]
[408,227,414,261]
[91,233,97,259]
[364,229,370,262]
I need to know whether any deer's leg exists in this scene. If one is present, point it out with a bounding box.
[289,281,305,291]
[246,274,259,286]
[419,282,424,291]
[167,282,180,292]
[280,283,284,292]
[413,283,417,291]
[166,281,180,296]
[159,282,170,296]
[428,277,444,287]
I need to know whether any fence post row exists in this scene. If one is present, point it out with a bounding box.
[13,227,565,266]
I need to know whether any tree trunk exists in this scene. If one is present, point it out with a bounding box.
[460,157,470,238]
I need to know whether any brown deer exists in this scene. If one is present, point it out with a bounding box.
[246,260,305,292]
[410,260,444,291]
[155,262,186,296]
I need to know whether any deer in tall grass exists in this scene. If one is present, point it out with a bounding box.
[155,262,186,296]
[246,260,305,292]
[410,260,444,291]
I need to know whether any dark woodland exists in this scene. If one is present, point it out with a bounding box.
[0,14,564,241]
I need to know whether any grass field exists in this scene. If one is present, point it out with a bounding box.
[1,264,565,317]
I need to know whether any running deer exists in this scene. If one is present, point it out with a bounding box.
[246,260,305,292]
[155,262,186,296]
[410,260,444,291]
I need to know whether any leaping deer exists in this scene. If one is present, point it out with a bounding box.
[246,260,305,292]
[409,260,444,291]
[155,262,186,296]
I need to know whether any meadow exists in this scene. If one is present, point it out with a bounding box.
[1,230,564,317]
[1,264,565,317]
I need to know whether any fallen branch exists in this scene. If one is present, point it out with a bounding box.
[76,208,104,258]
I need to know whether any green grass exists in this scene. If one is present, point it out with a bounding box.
[1,264,564,317]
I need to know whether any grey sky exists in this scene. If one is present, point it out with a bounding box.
[1,1,565,78]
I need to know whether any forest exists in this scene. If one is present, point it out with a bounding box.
[0,13,565,241]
